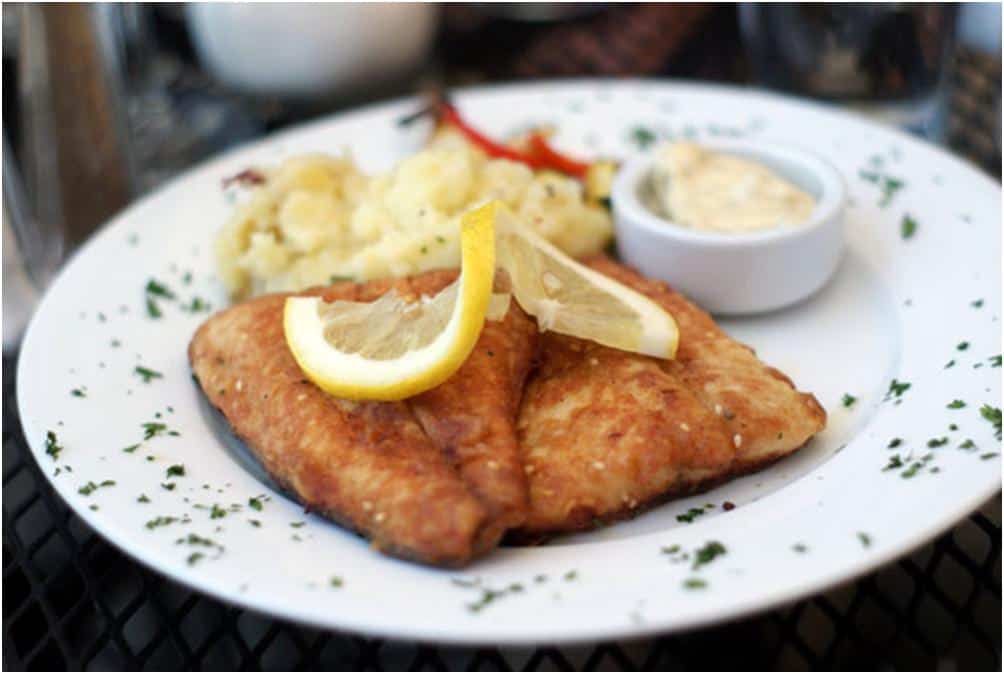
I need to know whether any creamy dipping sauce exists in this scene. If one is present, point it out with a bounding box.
[649,142,816,234]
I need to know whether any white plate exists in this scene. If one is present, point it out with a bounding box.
[17,80,1002,645]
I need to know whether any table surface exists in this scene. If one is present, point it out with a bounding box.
[3,25,1001,672]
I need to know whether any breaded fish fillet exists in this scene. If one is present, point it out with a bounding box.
[513,258,826,537]
[588,258,827,471]
[410,295,538,543]
[515,332,737,535]
[189,271,536,566]
[190,257,825,562]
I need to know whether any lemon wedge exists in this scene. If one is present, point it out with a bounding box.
[495,207,678,359]
[283,202,498,401]
[285,200,678,401]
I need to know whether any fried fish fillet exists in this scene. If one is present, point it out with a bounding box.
[189,271,536,566]
[190,257,825,562]
[589,258,827,471]
[409,293,537,543]
[514,258,826,537]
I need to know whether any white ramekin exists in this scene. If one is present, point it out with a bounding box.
[611,138,846,315]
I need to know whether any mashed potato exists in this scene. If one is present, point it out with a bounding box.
[215,130,613,298]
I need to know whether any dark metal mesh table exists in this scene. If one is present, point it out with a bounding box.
[4,47,1001,673]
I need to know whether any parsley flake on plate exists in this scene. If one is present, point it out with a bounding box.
[900,214,917,239]
[134,366,163,383]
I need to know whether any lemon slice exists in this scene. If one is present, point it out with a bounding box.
[283,202,498,400]
[495,207,678,359]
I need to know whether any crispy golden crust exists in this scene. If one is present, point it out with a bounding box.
[189,271,538,566]
[585,257,827,469]
[410,295,538,546]
[512,258,826,537]
[515,332,737,535]
[348,270,539,548]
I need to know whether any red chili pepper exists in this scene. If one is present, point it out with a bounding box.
[528,134,590,179]
[438,102,592,179]
[439,104,546,169]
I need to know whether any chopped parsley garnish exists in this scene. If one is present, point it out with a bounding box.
[927,437,948,448]
[564,570,579,581]
[161,483,176,491]
[145,297,162,319]
[979,404,1002,439]
[980,453,998,460]
[210,504,227,519]
[792,543,808,554]
[841,393,858,408]
[436,236,446,244]
[661,544,681,555]
[676,506,708,523]
[145,279,175,299]
[123,444,140,454]
[949,423,959,431]
[900,215,917,239]
[945,360,956,369]
[137,494,150,503]
[166,464,185,478]
[466,587,510,613]
[78,481,99,496]
[990,355,1002,368]
[187,552,205,566]
[328,275,354,283]
[134,366,163,383]
[141,421,178,439]
[177,533,219,548]
[142,422,167,439]
[957,341,970,351]
[947,400,967,409]
[883,454,905,471]
[858,171,904,207]
[146,516,178,529]
[290,521,305,528]
[885,379,911,400]
[248,496,264,511]
[887,437,903,449]
[682,578,707,590]
[183,297,211,313]
[45,431,63,460]
[901,453,934,478]
[248,519,261,527]
[971,299,984,308]
[692,541,726,570]
[959,439,977,450]
[330,576,344,588]
[71,388,86,398]
[630,126,657,150]
[857,532,872,548]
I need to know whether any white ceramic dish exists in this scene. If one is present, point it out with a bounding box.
[613,138,846,315]
[187,4,437,100]
[17,80,1001,645]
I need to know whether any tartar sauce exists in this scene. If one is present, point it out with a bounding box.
[649,142,815,234]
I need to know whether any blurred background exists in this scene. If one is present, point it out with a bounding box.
[3,3,1002,671]
[5,2,1002,347]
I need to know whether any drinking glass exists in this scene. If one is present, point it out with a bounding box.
[739,3,958,138]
